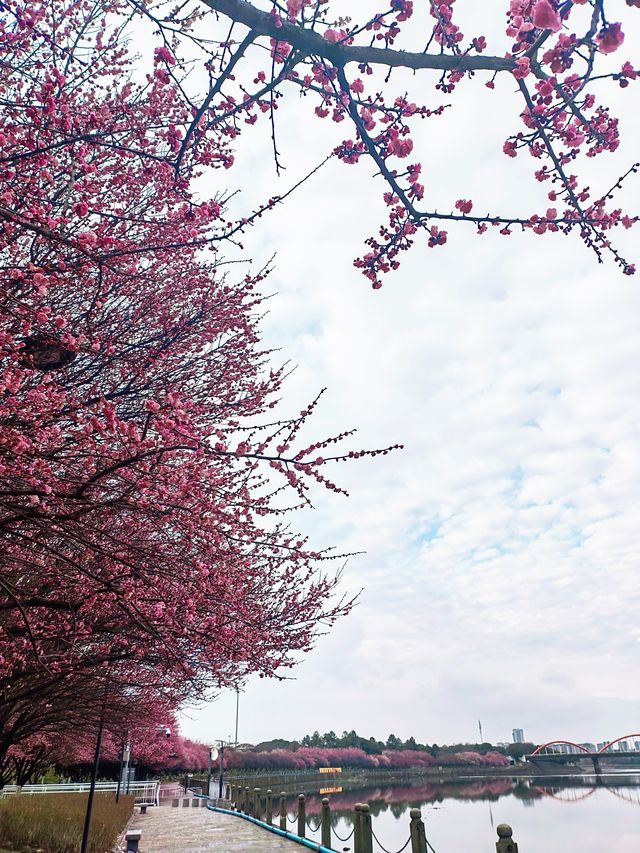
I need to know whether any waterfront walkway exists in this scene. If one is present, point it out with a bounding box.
[129,803,297,852]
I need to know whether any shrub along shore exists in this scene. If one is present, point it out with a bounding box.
[0,793,134,853]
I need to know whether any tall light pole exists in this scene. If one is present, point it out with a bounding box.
[207,746,218,798]
[80,681,109,853]
[218,742,225,799]
[234,688,240,746]
[116,740,130,803]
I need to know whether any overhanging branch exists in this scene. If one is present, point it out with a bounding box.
[201,0,515,73]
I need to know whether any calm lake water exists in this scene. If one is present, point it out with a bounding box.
[286,772,640,853]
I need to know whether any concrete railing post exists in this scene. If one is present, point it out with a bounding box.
[354,803,363,853]
[297,793,306,838]
[254,788,261,820]
[410,808,427,853]
[266,789,273,825]
[496,824,519,853]
[321,797,331,850]
[279,792,287,831]
[125,830,141,852]
[245,786,251,814]
[361,803,373,853]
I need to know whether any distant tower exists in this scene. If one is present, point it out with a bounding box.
[512,728,525,744]
[478,720,484,743]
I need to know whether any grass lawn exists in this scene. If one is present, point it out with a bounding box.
[0,793,134,853]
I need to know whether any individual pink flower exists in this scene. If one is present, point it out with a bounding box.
[596,23,625,54]
[154,46,175,65]
[324,28,347,43]
[287,0,303,17]
[387,136,413,158]
[512,57,531,79]
[532,0,562,32]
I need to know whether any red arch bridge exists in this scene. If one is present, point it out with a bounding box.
[527,734,640,774]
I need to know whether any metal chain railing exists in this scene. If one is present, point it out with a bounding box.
[371,828,412,853]
[332,824,356,842]
[222,791,512,853]
[305,816,322,833]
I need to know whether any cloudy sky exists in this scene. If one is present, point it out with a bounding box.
[178,1,640,748]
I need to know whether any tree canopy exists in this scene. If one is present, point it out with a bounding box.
[1,0,637,779]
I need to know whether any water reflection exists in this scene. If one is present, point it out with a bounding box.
[292,775,640,815]
[284,774,640,852]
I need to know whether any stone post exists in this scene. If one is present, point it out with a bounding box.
[410,808,427,853]
[254,788,261,820]
[354,803,363,853]
[125,830,141,852]
[321,797,331,850]
[360,803,373,853]
[297,793,306,838]
[496,824,519,853]
[245,786,251,814]
[279,792,287,831]
[266,789,273,825]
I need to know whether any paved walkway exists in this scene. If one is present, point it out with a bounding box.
[129,804,299,852]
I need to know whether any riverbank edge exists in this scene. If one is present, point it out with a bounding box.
[221,762,587,793]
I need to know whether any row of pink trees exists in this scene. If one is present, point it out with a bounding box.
[222,746,509,770]
[0,0,399,781]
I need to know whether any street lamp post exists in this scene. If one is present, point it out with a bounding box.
[218,742,225,799]
[115,740,130,803]
[80,682,109,853]
[234,688,240,746]
[207,746,218,798]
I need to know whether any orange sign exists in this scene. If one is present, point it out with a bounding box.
[320,786,343,795]
[318,767,342,773]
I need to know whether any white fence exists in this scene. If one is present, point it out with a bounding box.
[0,780,160,806]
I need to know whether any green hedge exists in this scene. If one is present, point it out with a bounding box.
[0,793,134,853]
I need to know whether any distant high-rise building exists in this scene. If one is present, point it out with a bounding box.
[512,728,525,743]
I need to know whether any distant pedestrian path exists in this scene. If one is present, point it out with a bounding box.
[129,803,297,852]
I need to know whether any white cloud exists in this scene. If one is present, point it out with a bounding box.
[180,3,640,748]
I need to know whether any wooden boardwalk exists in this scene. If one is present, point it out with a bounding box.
[129,803,299,852]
